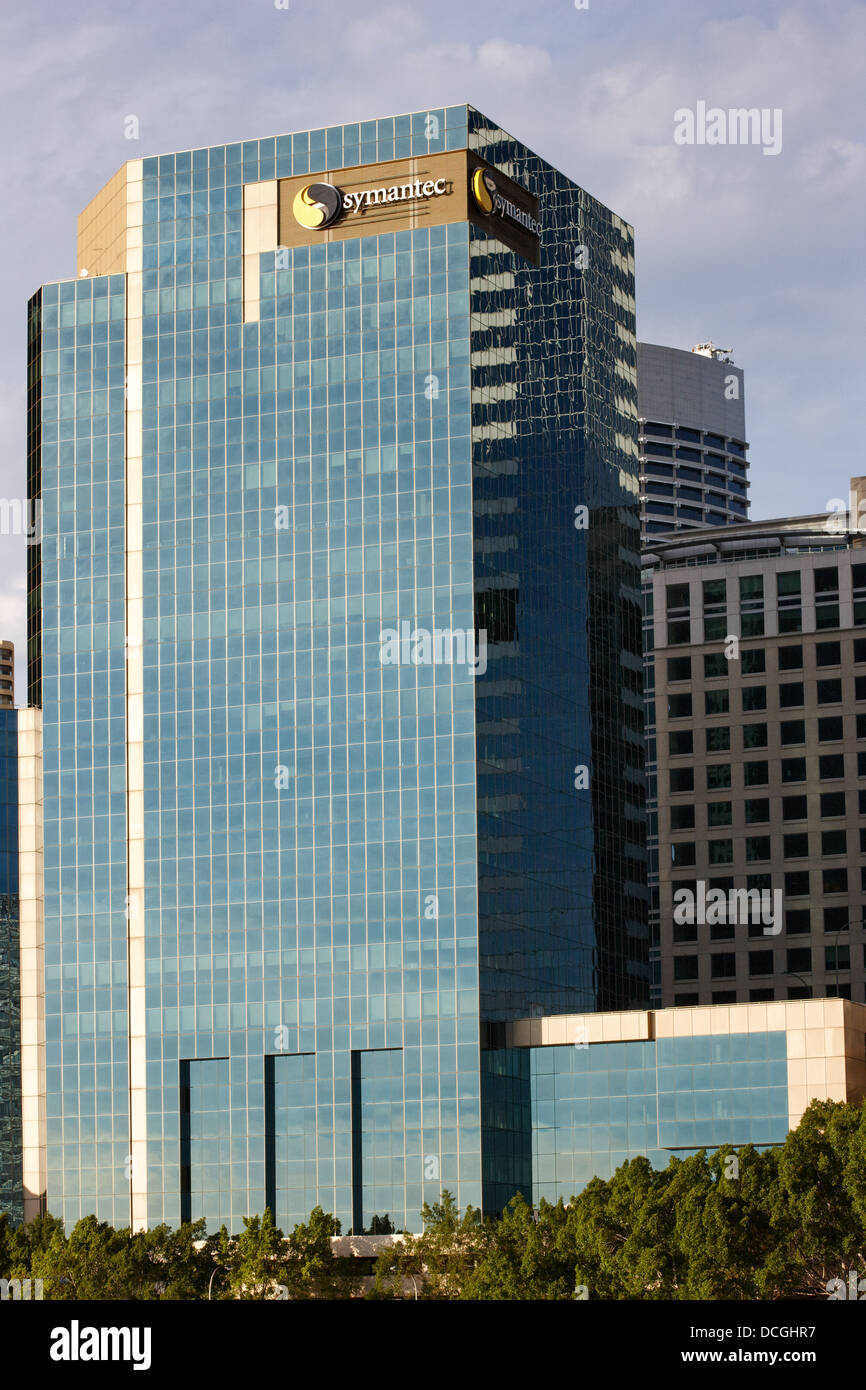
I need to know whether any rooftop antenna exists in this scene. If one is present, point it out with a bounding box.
[691,341,733,362]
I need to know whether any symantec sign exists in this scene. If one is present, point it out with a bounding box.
[276,150,540,264]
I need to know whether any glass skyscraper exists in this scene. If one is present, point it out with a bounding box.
[24,105,646,1233]
[0,709,21,1224]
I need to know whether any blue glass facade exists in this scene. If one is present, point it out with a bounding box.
[0,710,21,1223]
[29,106,645,1232]
[526,1029,788,1205]
[28,274,130,1226]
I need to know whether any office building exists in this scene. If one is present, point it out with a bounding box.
[0,709,21,1223]
[0,642,13,710]
[639,341,749,537]
[497,997,866,1205]
[646,490,866,1007]
[640,342,751,1003]
[23,105,646,1232]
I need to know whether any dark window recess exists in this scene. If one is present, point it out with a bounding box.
[818,716,844,742]
[667,656,691,681]
[746,836,771,862]
[822,829,847,856]
[816,641,841,666]
[711,954,736,979]
[823,867,848,894]
[778,646,803,671]
[814,566,839,593]
[669,730,693,755]
[780,720,806,746]
[825,945,850,971]
[745,761,769,786]
[741,649,765,674]
[743,724,768,749]
[824,906,848,932]
[645,421,673,438]
[782,796,808,820]
[820,792,845,817]
[786,910,811,935]
[777,571,802,597]
[672,842,697,867]
[817,679,843,704]
[674,956,699,982]
[671,768,694,793]
[785,871,810,897]
[787,948,812,974]
[779,683,804,708]
[747,873,771,893]
[704,653,728,678]
[783,833,809,859]
[781,758,807,783]
[742,686,767,712]
[749,952,774,977]
[819,755,845,779]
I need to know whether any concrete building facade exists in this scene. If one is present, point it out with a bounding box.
[646,496,866,1007]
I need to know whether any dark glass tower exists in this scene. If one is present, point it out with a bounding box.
[25,105,646,1233]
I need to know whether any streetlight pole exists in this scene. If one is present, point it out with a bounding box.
[390,1265,419,1300]
[208,1265,226,1300]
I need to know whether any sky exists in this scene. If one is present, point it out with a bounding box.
[0,0,863,702]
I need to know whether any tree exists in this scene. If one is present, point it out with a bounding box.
[284,1206,345,1299]
[372,1190,484,1299]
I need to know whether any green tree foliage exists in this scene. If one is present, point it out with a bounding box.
[3,1099,866,1299]
[372,1099,866,1299]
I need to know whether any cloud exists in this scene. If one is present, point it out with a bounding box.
[0,0,862,647]
[475,38,552,84]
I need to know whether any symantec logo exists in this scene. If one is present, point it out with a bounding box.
[470,162,541,238]
[292,182,343,229]
[471,166,496,215]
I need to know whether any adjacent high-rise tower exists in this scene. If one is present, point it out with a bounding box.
[640,341,750,1002]
[639,341,749,537]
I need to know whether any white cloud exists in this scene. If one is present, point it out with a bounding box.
[475,38,552,84]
